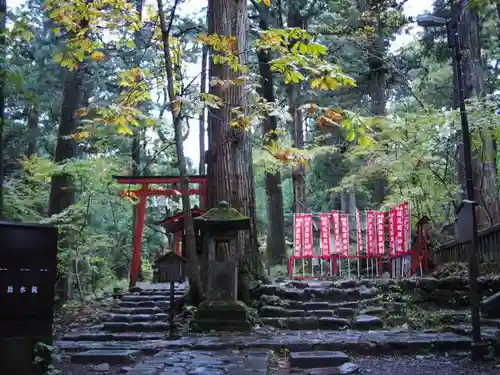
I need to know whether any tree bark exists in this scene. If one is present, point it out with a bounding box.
[199,45,208,175]
[26,105,39,157]
[256,4,286,266]
[158,0,203,305]
[207,0,266,301]
[130,0,144,281]
[456,3,499,228]
[287,3,307,214]
[0,0,6,219]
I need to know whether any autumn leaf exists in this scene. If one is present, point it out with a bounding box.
[72,131,90,140]
[263,0,271,6]
[91,51,106,62]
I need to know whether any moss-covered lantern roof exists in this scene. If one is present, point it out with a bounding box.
[194,201,250,232]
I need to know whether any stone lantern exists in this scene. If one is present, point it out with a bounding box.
[191,201,252,332]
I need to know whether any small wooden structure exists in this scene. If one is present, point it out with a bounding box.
[153,251,188,283]
[152,251,187,338]
[157,208,205,257]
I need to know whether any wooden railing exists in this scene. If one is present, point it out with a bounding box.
[433,223,500,265]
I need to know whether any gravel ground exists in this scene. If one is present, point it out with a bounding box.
[354,355,500,375]
[269,353,500,375]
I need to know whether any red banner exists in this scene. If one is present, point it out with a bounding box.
[366,210,375,256]
[303,214,314,257]
[319,213,331,257]
[340,213,350,256]
[293,214,304,257]
[375,211,385,256]
[395,205,404,254]
[388,209,395,255]
[403,201,410,251]
[332,211,341,254]
[356,209,362,255]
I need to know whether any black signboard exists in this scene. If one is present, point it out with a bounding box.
[0,221,58,338]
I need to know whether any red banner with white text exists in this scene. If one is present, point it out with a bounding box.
[356,209,362,256]
[303,214,314,257]
[388,209,395,256]
[320,213,331,257]
[332,211,341,254]
[375,211,385,256]
[395,205,404,254]
[340,213,350,256]
[403,201,410,252]
[366,210,375,256]
[293,214,304,257]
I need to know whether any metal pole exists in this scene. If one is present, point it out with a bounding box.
[448,7,483,359]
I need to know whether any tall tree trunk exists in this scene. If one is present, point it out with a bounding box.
[456,2,499,228]
[48,67,84,301]
[26,104,39,157]
[199,45,208,175]
[287,3,307,214]
[357,1,388,206]
[0,0,6,219]
[131,0,144,281]
[207,0,266,301]
[256,4,286,266]
[158,0,203,305]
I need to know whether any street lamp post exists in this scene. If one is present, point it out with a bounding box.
[416,4,485,361]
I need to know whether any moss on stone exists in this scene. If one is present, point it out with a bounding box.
[198,201,249,221]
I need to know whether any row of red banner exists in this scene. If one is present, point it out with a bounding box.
[293,202,410,257]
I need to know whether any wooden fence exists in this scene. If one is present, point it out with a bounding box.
[433,223,500,265]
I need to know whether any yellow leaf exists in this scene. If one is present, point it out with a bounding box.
[172,99,181,117]
[53,52,63,63]
[91,51,105,62]
[73,131,90,140]
[75,108,89,117]
[263,0,271,6]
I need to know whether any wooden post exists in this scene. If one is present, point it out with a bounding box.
[130,190,147,288]
[168,281,175,338]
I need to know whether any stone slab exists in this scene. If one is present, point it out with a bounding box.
[125,349,269,375]
[289,351,350,368]
[61,332,165,342]
[481,291,500,318]
[70,349,141,364]
[57,330,476,356]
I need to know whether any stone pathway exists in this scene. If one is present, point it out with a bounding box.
[124,349,270,375]
[252,278,500,338]
[58,282,189,365]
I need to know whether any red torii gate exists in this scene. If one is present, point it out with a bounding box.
[113,175,208,287]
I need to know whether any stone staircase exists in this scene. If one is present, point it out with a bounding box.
[56,282,188,363]
[254,279,400,331]
[253,278,500,339]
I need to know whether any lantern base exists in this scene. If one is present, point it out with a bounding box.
[190,300,253,332]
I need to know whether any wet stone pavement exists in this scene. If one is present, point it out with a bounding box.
[124,349,270,375]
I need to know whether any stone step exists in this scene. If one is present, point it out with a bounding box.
[102,330,471,355]
[61,332,166,342]
[103,322,169,333]
[352,315,384,329]
[260,316,350,330]
[102,313,169,323]
[255,285,378,302]
[289,350,350,369]
[442,324,500,339]
[260,297,362,310]
[56,340,168,354]
[111,307,165,315]
[259,305,357,319]
[117,300,172,308]
[121,294,174,302]
[70,349,142,365]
